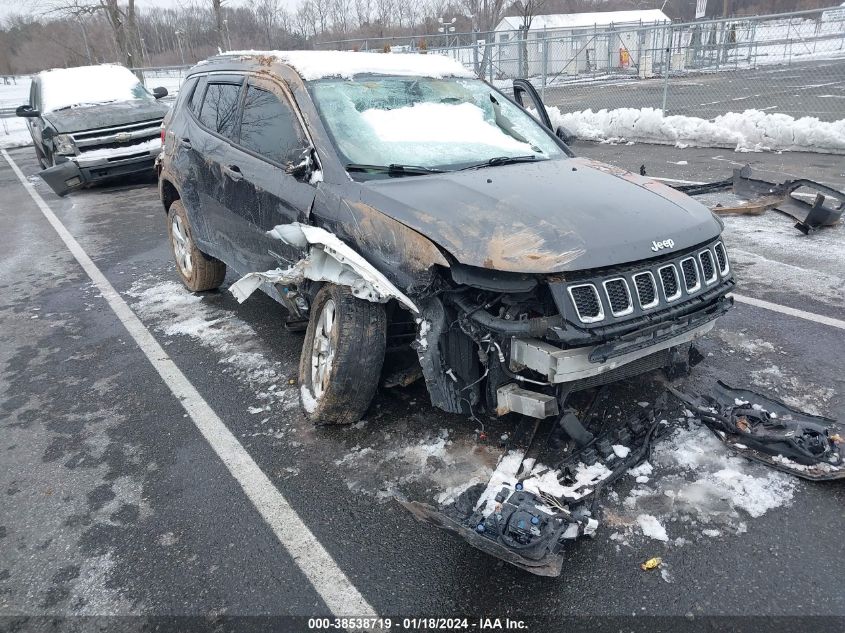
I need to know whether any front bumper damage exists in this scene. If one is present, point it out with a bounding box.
[40,147,161,196]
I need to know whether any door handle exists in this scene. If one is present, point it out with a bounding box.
[179,137,192,149]
[222,164,243,181]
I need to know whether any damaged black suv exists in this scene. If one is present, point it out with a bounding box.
[157,51,734,426]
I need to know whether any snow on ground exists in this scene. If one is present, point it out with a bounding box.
[126,279,298,418]
[0,76,30,108]
[1,116,31,149]
[605,421,798,546]
[332,426,500,502]
[547,106,845,154]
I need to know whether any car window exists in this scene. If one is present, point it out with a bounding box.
[189,77,206,116]
[177,76,198,112]
[309,76,563,173]
[198,82,241,139]
[238,85,306,165]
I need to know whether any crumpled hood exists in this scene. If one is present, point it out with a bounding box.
[358,157,722,273]
[44,100,170,134]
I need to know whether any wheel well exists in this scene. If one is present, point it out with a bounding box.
[161,179,180,213]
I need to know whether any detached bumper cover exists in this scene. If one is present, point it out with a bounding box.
[39,149,160,196]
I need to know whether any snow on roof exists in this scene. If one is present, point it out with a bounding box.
[223,50,474,81]
[38,64,147,113]
[497,9,671,32]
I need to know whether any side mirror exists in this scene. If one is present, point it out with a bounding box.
[16,104,40,118]
[285,147,315,180]
[153,86,169,99]
[555,125,575,145]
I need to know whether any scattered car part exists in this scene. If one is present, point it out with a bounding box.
[402,401,671,577]
[666,381,844,481]
[672,166,844,234]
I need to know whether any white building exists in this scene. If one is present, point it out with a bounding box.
[492,9,672,77]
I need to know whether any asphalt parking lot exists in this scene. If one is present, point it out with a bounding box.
[1,142,844,629]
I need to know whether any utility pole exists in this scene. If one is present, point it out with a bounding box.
[175,30,186,65]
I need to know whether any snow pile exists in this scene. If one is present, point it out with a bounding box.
[636,514,669,542]
[612,422,797,544]
[547,106,845,154]
[226,50,473,80]
[39,64,153,113]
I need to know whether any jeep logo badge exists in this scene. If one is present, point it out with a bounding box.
[651,239,675,252]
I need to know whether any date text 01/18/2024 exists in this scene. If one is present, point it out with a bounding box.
[307,618,529,630]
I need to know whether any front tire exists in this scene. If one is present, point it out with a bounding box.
[299,284,386,425]
[167,200,226,292]
[34,144,50,169]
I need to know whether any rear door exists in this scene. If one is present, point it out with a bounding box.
[221,74,317,273]
[189,74,246,266]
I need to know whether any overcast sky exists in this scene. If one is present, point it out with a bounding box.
[0,0,302,21]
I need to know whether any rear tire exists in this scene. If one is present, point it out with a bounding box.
[299,284,386,425]
[167,200,226,292]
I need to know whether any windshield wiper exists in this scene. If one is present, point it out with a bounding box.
[345,163,445,176]
[458,155,541,171]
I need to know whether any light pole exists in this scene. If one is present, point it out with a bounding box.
[175,30,186,66]
[437,16,456,48]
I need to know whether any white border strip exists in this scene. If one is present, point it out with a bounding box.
[1,149,376,618]
[733,293,845,331]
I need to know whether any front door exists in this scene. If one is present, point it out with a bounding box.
[220,74,317,274]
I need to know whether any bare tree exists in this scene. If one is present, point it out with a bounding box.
[331,0,352,35]
[354,0,372,28]
[512,0,548,76]
[211,0,225,50]
[46,0,140,68]
[255,0,282,46]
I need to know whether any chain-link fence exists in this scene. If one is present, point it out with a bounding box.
[133,8,845,123]
[321,7,845,122]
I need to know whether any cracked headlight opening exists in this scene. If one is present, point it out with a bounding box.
[54,134,76,156]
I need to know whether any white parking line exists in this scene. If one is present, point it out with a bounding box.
[733,293,845,331]
[1,149,377,618]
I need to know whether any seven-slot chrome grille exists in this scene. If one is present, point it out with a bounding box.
[564,240,731,325]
